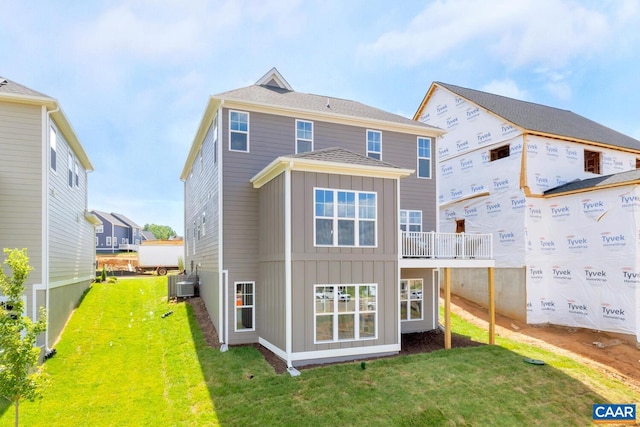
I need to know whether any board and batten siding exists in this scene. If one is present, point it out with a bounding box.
[290,171,399,353]
[184,117,221,332]
[257,172,286,350]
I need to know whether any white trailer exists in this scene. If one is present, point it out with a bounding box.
[137,240,184,275]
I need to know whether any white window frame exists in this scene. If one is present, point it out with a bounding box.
[202,211,206,237]
[400,279,424,321]
[96,225,104,234]
[229,110,249,152]
[295,119,313,153]
[400,210,422,232]
[314,284,377,343]
[96,237,99,246]
[67,152,74,188]
[106,236,111,246]
[417,137,432,179]
[50,127,57,172]
[74,160,79,187]
[366,130,382,160]
[234,281,255,332]
[314,188,377,248]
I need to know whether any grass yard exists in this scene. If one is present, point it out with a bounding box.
[0,277,638,426]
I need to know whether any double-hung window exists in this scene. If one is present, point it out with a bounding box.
[50,127,57,171]
[235,282,254,331]
[67,153,74,188]
[366,130,382,160]
[400,210,422,232]
[400,279,423,321]
[314,284,376,342]
[229,110,249,152]
[296,119,313,153]
[314,188,376,247]
[417,137,431,178]
[74,161,79,187]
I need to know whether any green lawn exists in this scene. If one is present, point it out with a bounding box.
[1,277,637,426]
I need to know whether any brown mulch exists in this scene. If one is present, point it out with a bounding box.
[185,296,482,374]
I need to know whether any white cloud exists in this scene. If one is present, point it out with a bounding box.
[481,79,528,100]
[359,0,627,70]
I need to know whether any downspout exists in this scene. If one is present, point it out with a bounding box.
[44,105,59,350]
[284,164,299,375]
[218,103,228,352]
[220,270,228,352]
[396,177,402,346]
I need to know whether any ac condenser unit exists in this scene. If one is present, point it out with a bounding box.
[177,281,195,298]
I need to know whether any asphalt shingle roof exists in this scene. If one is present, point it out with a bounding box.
[436,82,640,151]
[544,168,640,196]
[288,147,403,169]
[216,84,440,130]
[0,76,50,98]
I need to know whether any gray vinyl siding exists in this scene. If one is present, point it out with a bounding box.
[0,101,44,284]
[185,118,220,332]
[257,173,286,350]
[0,101,43,328]
[217,108,433,346]
[48,120,95,285]
[290,171,399,352]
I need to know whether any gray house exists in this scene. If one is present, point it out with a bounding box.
[181,69,494,370]
[0,76,99,351]
[92,210,142,252]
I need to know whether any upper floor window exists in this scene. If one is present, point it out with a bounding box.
[296,119,313,153]
[229,110,249,152]
[400,210,422,232]
[490,144,510,161]
[96,224,104,234]
[202,211,206,236]
[584,149,601,174]
[417,137,431,178]
[74,161,79,187]
[67,153,74,188]
[50,127,57,171]
[366,130,381,160]
[314,188,377,247]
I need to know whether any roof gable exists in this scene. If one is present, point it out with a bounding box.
[420,82,640,151]
[255,67,293,91]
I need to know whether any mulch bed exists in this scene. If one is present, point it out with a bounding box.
[185,297,483,375]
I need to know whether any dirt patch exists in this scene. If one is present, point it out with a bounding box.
[184,294,640,389]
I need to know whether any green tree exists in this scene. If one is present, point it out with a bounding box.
[0,248,48,427]
[143,224,177,240]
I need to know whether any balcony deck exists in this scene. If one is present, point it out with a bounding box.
[400,231,495,268]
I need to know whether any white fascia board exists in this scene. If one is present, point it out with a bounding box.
[180,97,222,180]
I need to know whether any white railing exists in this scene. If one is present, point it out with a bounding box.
[401,231,493,259]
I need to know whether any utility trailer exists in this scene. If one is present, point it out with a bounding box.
[137,240,183,275]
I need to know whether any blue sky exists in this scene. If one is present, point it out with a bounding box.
[2,0,639,236]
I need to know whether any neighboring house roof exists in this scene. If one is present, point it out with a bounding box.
[91,210,129,228]
[416,82,640,152]
[111,213,141,229]
[141,230,156,240]
[181,68,443,180]
[0,76,94,171]
[251,147,414,188]
[544,168,640,197]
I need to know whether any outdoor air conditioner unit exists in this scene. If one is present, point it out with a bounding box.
[177,281,195,298]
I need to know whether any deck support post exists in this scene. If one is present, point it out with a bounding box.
[444,267,451,350]
[488,267,495,345]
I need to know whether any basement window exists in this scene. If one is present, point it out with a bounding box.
[489,145,510,161]
[584,150,601,174]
